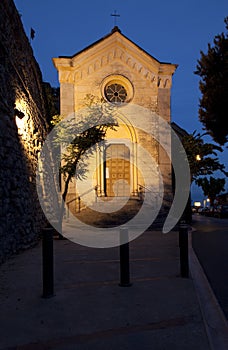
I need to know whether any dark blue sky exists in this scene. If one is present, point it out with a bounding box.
[14,0,228,201]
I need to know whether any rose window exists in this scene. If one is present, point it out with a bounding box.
[104,83,127,104]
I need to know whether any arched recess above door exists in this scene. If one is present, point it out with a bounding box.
[105,112,138,144]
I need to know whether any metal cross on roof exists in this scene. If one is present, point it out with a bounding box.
[111,10,120,26]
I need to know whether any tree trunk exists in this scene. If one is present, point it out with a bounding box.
[58,175,71,239]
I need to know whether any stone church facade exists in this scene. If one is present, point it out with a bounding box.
[53,27,177,210]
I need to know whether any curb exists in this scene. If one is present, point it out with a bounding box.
[189,231,228,350]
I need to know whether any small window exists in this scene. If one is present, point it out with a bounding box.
[101,75,134,105]
[105,83,127,104]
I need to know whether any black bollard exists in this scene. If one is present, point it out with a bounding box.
[42,228,54,298]
[119,228,132,287]
[179,223,189,278]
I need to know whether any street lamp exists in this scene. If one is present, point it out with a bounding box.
[194,201,201,208]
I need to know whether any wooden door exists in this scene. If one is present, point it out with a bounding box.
[105,144,130,197]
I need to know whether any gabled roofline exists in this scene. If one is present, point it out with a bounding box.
[58,26,177,68]
[171,122,189,138]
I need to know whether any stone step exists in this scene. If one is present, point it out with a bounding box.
[66,198,168,229]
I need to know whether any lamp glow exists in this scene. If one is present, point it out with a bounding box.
[14,99,27,137]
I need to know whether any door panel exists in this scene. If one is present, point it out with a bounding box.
[105,144,130,197]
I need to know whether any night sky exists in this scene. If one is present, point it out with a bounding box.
[14,0,228,201]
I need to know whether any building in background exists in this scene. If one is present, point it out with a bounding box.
[53,26,177,211]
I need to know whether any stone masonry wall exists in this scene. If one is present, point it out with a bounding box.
[0,0,48,262]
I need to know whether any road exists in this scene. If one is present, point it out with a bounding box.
[192,214,228,319]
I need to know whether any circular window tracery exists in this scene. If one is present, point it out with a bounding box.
[105,83,127,104]
[101,75,134,106]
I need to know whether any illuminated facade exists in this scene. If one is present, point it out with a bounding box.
[53,27,177,210]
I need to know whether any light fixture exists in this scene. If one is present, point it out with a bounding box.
[14,108,25,119]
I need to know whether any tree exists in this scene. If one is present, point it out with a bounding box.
[195,17,228,145]
[51,95,117,231]
[180,131,227,223]
[195,176,226,207]
[181,131,228,181]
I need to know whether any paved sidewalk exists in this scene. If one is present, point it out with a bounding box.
[0,229,210,350]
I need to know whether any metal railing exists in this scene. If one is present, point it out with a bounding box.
[138,184,167,208]
[138,184,152,201]
[66,186,98,217]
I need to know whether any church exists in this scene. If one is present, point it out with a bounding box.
[53,26,178,213]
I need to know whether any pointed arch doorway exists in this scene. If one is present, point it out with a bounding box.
[104,144,131,197]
